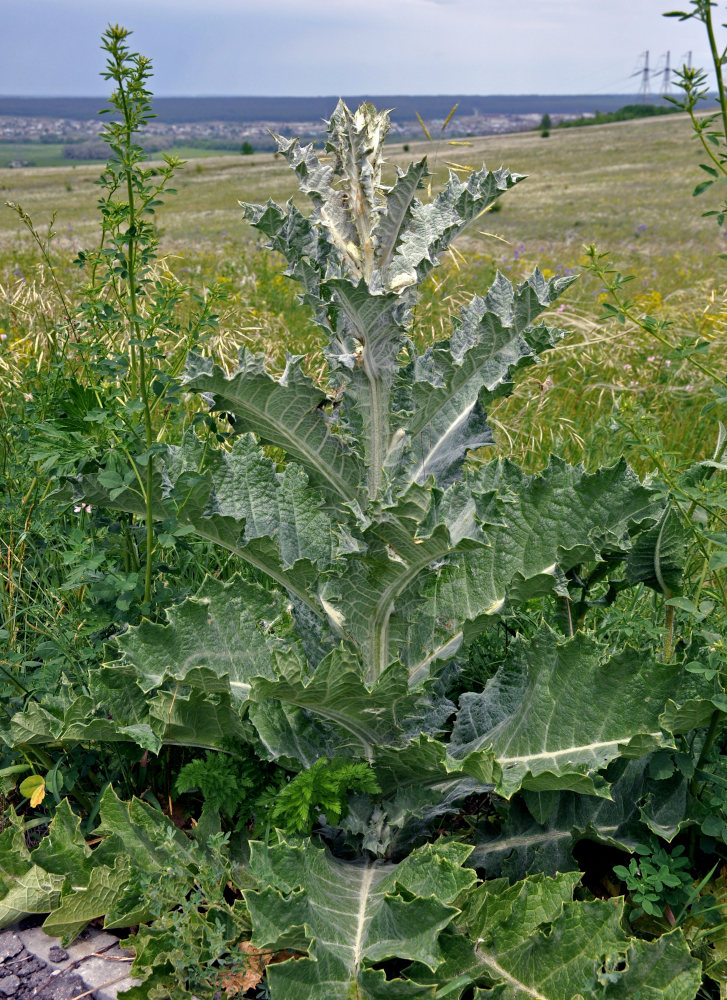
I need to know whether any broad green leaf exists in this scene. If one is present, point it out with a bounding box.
[370,736,496,844]
[248,647,426,764]
[8,700,63,746]
[0,864,66,930]
[147,686,244,751]
[115,575,290,696]
[0,812,66,927]
[42,858,130,944]
[30,799,93,879]
[245,837,467,1000]
[432,873,701,999]
[401,458,660,684]
[470,758,656,880]
[183,351,361,502]
[67,431,336,618]
[450,629,679,797]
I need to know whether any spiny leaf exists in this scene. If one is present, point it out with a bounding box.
[248,647,428,765]
[183,351,362,502]
[390,270,573,487]
[386,164,524,291]
[411,873,700,999]
[450,628,680,798]
[470,758,658,880]
[244,837,470,1000]
[115,575,292,696]
[376,158,430,269]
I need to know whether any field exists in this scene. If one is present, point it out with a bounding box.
[2,110,724,470]
[3,97,727,998]
[0,142,243,168]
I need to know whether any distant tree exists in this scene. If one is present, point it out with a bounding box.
[241,141,254,155]
[540,113,551,138]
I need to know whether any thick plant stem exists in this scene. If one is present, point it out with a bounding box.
[663,603,675,663]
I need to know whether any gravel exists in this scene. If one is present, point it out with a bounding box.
[0,923,138,1000]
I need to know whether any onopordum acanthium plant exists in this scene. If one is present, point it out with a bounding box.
[8,99,723,999]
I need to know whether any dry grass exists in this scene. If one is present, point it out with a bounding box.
[1,110,725,469]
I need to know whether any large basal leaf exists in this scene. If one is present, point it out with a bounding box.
[0,811,65,930]
[244,836,474,1000]
[115,575,291,696]
[370,736,495,845]
[470,758,658,880]
[450,628,680,798]
[248,648,444,767]
[399,458,661,684]
[11,787,219,942]
[68,430,338,619]
[424,873,701,1000]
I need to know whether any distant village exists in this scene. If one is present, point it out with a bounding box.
[0,108,588,166]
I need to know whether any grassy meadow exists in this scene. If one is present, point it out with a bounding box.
[1,110,725,473]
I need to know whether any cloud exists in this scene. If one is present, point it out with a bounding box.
[0,0,715,96]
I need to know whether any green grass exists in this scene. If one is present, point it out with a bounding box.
[0,143,98,168]
[0,141,244,169]
[1,111,724,473]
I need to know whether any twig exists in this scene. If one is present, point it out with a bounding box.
[68,972,133,1000]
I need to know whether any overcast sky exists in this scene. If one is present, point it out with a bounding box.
[0,0,717,96]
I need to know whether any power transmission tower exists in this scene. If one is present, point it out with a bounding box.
[655,51,672,95]
[632,51,651,102]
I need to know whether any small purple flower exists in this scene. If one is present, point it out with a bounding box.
[636,224,647,232]
[73,503,92,514]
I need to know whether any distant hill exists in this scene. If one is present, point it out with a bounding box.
[0,94,668,124]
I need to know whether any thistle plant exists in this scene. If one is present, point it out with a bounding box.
[5,98,711,998]
[11,95,708,1000]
